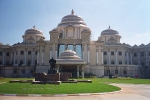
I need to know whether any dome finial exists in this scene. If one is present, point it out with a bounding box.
[33,25,35,28]
[71,9,74,14]
[109,25,110,29]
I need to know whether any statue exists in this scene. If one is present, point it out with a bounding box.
[48,57,57,74]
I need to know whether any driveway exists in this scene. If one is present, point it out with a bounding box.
[0,83,150,100]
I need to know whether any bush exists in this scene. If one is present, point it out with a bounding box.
[84,73,97,78]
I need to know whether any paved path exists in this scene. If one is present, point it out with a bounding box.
[0,83,150,100]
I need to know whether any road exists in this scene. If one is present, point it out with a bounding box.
[0,83,150,100]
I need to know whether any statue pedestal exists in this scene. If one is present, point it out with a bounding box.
[48,69,57,74]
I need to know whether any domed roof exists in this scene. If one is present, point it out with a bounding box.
[25,26,43,35]
[58,49,81,59]
[0,42,3,45]
[101,26,119,36]
[57,9,87,27]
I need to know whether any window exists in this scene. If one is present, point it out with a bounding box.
[6,52,9,56]
[118,51,122,56]
[124,70,127,74]
[0,52,2,56]
[35,51,37,55]
[115,70,118,74]
[14,70,17,74]
[134,61,137,65]
[104,51,107,55]
[149,52,150,56]
[111,60,114,64]
[28,51,31,55]
[125,52,126,56]
[16,51,18,55]
[59,33,63,39]
[119,61,122,65]
[134,53,137,57]
[22,70,26,74]
[104,60,107,64]
[0,60,2,64]
[107,70,110,75]
[111,51,114,55]
[141,52,144,56]
[75,45,82,58]
[20,51,24,55]
[141,62,144,66]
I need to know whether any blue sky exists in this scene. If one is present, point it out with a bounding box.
[0,0,150,46]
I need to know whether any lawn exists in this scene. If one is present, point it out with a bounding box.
[0,78,120,94]
[0,78,150,94]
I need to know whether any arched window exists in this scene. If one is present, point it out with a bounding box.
[125,61,127,64]
[59,30,63,39]
[111,60,114,64]
[0,60,2,65]
[6,60,9,65]
[59,33,63,39]
[134,61,137,65]
[15,59,17,64]
[27,59,31,66]
[107,70,110,75]
[119,60,122,65]
[104,60,107,64]
[20,59,23,66]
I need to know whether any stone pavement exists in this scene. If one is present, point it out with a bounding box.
[0,83,150,100]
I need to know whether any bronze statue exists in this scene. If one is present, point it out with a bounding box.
[49,57,56,71]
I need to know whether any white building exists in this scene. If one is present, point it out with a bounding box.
[0,10,150,78]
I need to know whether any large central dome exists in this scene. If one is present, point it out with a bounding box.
[57,9,87,27]
[101,26,119,36]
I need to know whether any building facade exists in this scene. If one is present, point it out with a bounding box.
[0,10,150,78]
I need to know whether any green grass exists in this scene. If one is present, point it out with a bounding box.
[0,78,120,94]
[0,78,150,94]
[96,78,150,84]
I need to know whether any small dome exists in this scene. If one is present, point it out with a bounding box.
[6,44,10,46]
[25,26,43,35]
[58,49,81,59]
[58,10,87,27]
[0,42,3,45]
[101,26,119,35]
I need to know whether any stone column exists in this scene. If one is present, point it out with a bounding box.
[108,50,110,65]
[55,46,57,59]
[131,53,132,65]
[32,48,35,65]
[77,65,79,78]
[87,45,90,64]
[138,53,140,67]
[10,52,13,64]
[2,52,5,65]
[145,51,148,66]
[81,66,84,78]
[82,45,84,60]
[101,50,103,65]
[65,44,67,50]
[96,46,99,65]
[42,49,44,65]
[37,50,39,65]
[13,51,16,65]
[24,48,27,65]
[115,50,118,65]
[50,47,52,59]
[73,44,76,51]
[127,52,129,65]
[57,65,60,72]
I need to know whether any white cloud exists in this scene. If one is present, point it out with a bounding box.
[135,33,149,37]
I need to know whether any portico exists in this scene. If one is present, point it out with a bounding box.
[56,49,86,78]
